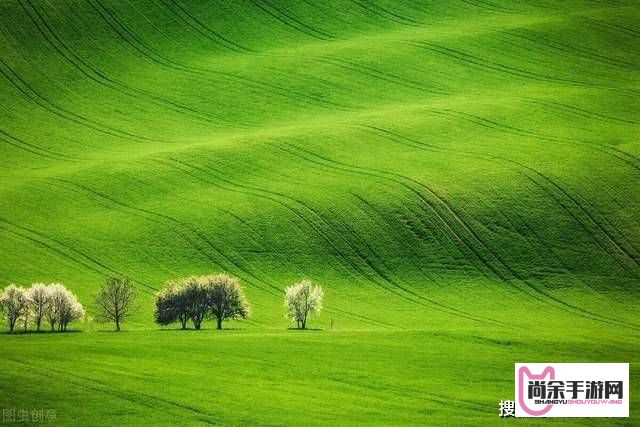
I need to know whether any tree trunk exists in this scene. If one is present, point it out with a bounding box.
[217,318,222,330]
[36,319,41,332]
[115,318,120,331]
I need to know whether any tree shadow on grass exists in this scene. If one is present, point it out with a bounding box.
[156,327,249,332]
[1,330,82,335]
[286,327,324,331]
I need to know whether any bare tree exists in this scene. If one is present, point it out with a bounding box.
[95,276,137,331]
[203,274,250,330]
[284,279,324,329]
[0,284,29,332]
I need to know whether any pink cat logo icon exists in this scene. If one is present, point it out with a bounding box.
[513,363,628,418]
[517,366,555,416]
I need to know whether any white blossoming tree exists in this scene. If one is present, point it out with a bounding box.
[48,283,85,332]
[284,279,324,329]
[27,283,51,332]
[0,284,29,332]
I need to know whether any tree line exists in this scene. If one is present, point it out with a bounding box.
[0,274,324,332]
[0,283,84,332]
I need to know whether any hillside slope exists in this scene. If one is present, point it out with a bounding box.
[1,0,639,331]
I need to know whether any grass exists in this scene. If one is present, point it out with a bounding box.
[1,325,637,426]
[0,0,639,424]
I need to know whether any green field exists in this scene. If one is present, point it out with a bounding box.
[1,0,639,425]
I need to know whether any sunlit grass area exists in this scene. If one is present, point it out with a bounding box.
[1,0,639,424]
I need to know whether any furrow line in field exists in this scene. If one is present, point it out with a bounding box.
[400,110,640,262]
[89,0,199,76]
[215,207,265,249]
[430,108,640,172]
[262,0,337,38]
[352,193,485,277]
[360,126,640,328]
[0,223,108,279]
[348,193,513,327]
[502,160,640,273]
[43,179,213,280]
[435,108,564,143]
[458,0,512,14]
[0,57,169,145]
[159,158,435,309]
[218,210,398,327]
[275,142,510,284]
[150,158,413,328]
[20,1,243,128]
[348,0,423,26]
[583,17,640,40]
[250,0,335,41]
[90,0,351,112]
[154,159,372,285]
[271,143,527,326]
[50,177,278,297]
[279,141,640,330]
[163,156,506,327]
[0,218,155,292]
[501,28,639,70]
[298,196,511,327]
[160,0,253,52]
[0,129,73,162]
[526,99,638,126]
[362,124,640,281]
[311,55,449,96]
[410,40,594,87]
[363,125,637,270]
[348,193,444,280]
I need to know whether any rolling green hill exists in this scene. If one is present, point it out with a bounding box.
[1,0,639,424]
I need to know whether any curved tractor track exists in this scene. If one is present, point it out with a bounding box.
[0,0,638,330]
